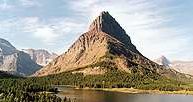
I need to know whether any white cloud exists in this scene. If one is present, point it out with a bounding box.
[0,0,14,10]
[0,0,40,10]
[0,0,192,60]
[19,0,41,7]
[0,16,86,45]
[67,0,191,60]
[33,27,57,44]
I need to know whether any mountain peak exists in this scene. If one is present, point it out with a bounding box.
[22,48,58,66]
[154,56,171,66]
[89,11,109,31]
[88,11,140,55]
[89,11,126,35]
[0,38,41,76]
[34,11,157,76]
[0,38,16,55]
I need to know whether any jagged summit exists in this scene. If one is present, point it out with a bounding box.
[34,11,160,76]
[89,11,126,35]
[89,11,140,55]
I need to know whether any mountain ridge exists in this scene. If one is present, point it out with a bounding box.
[34,11,193,83]
[0,38,17,55]
[154,56,171,67]
[0,38,41,76]
[22,49,58,66]
[154,56,193,76]
[34,11,162,76]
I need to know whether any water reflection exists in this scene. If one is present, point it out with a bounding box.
[56,86,193,102]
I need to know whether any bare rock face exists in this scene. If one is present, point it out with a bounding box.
[154,56,171,67]
[0,38,16,55]
[0,38,41,76]
[22,49,58,66]
[89,11,141,55]
[35,31,109,76]
[35,11,161,76]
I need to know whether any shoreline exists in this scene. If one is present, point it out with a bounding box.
[54,85,193,95]
[77,87,193,95]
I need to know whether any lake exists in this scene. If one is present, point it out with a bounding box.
[55,86,193,102]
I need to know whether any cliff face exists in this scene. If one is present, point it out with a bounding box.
[35,11,161,76]
[0,38,41,76]
[0,38,17,55]
[22,49,58,66]
[89,11,141,55]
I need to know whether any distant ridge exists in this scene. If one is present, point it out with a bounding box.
[22,49,58,66]
[0,38,41,76]
[154,56,193,76]
[154,56,171,67]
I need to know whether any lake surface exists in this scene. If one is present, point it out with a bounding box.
[55,86,193,102]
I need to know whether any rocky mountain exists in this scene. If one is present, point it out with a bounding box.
[0,38,41,76]
[154,56,193,76]
[34,11,191,81]
[35,12,152,76]
[0,38,16,55]
[22,49,58,66]
[154,56,171,67]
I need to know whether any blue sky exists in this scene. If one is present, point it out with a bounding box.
[0,0,193,61]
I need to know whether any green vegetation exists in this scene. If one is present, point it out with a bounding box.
[0,66,193,102]
[37,60,193,92]
[0,78,71,102]
[1,56,193,101]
